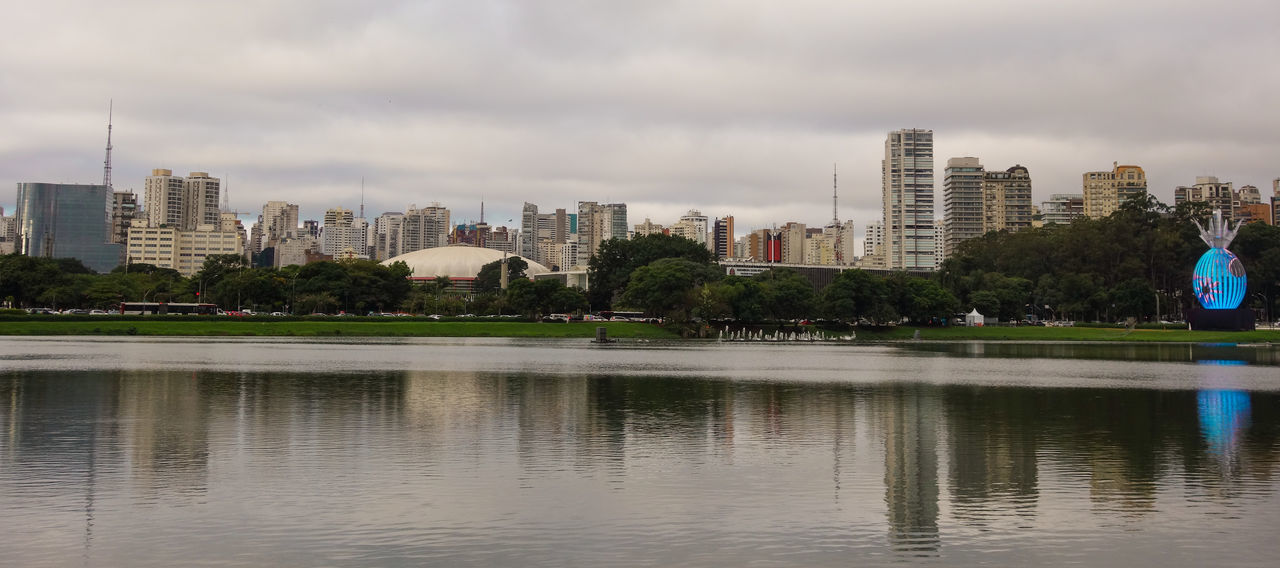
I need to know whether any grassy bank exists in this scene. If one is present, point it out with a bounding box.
[0,318,679,339]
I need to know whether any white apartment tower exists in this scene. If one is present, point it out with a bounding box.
[882,129,936,270]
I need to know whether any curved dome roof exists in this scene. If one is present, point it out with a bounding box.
[382,245,550,279]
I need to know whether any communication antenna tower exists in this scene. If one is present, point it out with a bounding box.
[103,100,114,188]
[360,177,365,219]
[831,163,839,226]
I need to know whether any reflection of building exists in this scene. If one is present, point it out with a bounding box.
[882,384,940,554]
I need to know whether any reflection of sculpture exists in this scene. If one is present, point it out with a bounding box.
[1192,210,1246,310]
[1197,389,1251,466]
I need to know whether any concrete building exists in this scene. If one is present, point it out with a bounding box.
[183,172,221,230]
[882,129,936,270]
[575,202,626,267]
[633,218,666,237]
[14,183,122,272]
[779,222,807,264]
[321,206,369,257]
[0,207,17,254]
[713,216,735,259]
[942,157,985,259]
[1041,194,1085,225]
[259,201,299,252]
[125,220,243,276]
[1082,163,1146,218]
[983,165,1033,234]
[399,204,450,256]
[110,191,138,246]
[862,220,886,269]
[144,169,185,228]
[372,211,405,261]
[143,169,220,230]
[1174,176,1235,221]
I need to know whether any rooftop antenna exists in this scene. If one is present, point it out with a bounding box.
[102,100,113,189]
[480,197,485,224]
[360,177,365,219]
[223,174,230,211]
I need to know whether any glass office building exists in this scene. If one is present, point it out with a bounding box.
[15,183,123,273]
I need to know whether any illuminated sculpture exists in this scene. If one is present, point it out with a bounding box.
[1192,209,1245,310]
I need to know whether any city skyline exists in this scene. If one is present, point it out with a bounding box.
[2,1,1278,234]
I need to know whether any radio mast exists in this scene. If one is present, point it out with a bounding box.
[102,100,113,188]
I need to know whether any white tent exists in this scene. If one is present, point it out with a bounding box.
[965,308,985,327]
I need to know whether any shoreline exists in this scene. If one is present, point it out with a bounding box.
[1,318,1278,343]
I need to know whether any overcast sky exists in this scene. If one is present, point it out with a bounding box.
[3,0,1278,238]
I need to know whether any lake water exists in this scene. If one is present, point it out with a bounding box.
[2,337,1279,567]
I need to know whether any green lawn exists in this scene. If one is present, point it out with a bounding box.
[0,318,679,339]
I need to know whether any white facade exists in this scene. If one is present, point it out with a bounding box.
[882,129,936,270]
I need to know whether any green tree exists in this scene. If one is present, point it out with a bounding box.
[588,234,716,310]
[756,269,816,321]
[474,257,529,293]
[820,269,894,324]
[620,257,721,322]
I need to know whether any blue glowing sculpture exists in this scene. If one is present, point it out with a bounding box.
[1192,209,1246,310]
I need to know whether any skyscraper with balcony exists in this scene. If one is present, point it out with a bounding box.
[882,129,936,270]
[942,157,984,260]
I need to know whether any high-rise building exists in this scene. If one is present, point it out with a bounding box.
[679,210,709,246]
[110,191,138,246]
[713,216,735,259]
[399,204,450,255]
[144,169,185,228]
[575,202,626,267]
[260,201,299,249]
[373,211,405,260]
[1041,194,1085,225]
[882,129,936,270]
[1082,163,1146,218]
[983,165,1033,234]
[321,206,369,257]
[183,172,221,230]
[0,208,17,255]
[143,169,222,230]
[14,183,122,272]
[779,222,806,264]
[747,229,782,262]
[942,157,984,259]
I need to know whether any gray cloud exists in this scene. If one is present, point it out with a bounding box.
[3,0,1278,235]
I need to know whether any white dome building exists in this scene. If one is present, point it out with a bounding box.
[381,245,549,292]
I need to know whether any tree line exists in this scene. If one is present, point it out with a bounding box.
[4,192,1277,326]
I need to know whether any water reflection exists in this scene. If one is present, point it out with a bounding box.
[3,363,1280,566]
[899,341,1280,366]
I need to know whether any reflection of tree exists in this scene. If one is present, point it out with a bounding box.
[944,386,1039,524]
